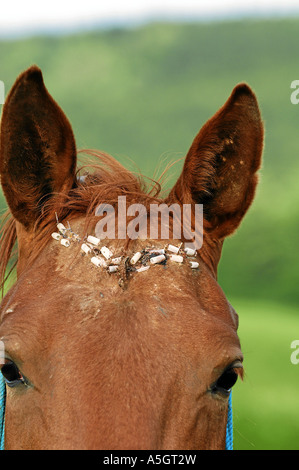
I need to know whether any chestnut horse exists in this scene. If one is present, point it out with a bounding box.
[0,66,263,450]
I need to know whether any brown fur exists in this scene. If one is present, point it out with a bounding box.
[0,149,167,288]
[0,66,263,449]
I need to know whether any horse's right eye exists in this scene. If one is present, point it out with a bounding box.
[210,361,243,397]
[0,360,27,388]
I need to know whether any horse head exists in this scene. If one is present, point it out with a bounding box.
[0,67,263,449]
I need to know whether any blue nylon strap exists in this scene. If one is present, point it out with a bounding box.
[225,392,233,450]
[0,377,233,451]
[0,375,5,451]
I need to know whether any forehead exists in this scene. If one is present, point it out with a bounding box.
[1,227,240,355]
[0,241,242,401]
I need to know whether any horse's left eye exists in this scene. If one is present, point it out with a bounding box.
[210,361,243,396]
[0,360,27,388]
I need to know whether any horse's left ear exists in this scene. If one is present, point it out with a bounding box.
[168,84,264,239]
[0,65,77,230]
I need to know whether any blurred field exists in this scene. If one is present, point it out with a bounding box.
[0,18,298,449]
[232,298,299,450]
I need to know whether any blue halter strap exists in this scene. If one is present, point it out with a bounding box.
[0,375,5,451]
[225,392,233,450]
[0,377,233,450]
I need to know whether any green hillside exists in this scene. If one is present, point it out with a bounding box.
[0,18,298,450]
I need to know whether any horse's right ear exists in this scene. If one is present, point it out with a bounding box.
[0,66,77,230]
[168,84,264,240]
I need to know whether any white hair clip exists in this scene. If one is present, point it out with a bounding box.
[130,252,142,265]
[184,248,197,257]
[169,254,183,263]
[150,254,166,265]
[136,266,150,273]
[51,232,61,241]
[51,218,200,277]
[190,261,199,269]
[91,256,107,268]
[87,235,101,246]
[108,266,118,273]
[101,246,113,260]
[167,244,180,254]
[81,243,91,254]
[148,248,165,255]
[57,223,67,236]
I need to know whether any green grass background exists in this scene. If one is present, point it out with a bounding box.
[232,298,299,450]
[0,18,298,449]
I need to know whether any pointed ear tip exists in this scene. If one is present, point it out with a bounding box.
[10,66,44,96]
[231,82,259,103]
[230,83,263,123]
[4,66,45,108]
[19,65,43,84]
